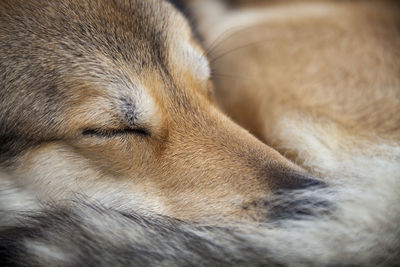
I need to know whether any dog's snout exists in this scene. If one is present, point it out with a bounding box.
[266,169,325,191]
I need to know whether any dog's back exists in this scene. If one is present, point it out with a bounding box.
[192,0,400,146]
[185,0,400,264]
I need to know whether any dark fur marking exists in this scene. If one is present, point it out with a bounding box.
[264,168,326,191]
[119,97,140,126]
[266,194,333,221]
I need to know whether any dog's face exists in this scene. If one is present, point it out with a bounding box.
[0,0,320,222]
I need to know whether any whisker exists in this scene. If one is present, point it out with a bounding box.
[210,36,277,64]
[202,25,249,59]
[211,72,251,81]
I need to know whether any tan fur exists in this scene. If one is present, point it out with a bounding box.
[0,0,319,223]
[190,0,400,172]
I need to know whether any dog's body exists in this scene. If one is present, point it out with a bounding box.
[0,0,399,265]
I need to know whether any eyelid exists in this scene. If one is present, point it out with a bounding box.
[82,127,149,137]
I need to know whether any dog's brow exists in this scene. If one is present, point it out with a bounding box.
[113,84,158,128]
[119,98,140,126]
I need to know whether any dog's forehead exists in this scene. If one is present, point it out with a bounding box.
[100,78,161,128]
[0,0,209,138]
[91,1,210,122]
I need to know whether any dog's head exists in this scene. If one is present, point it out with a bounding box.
[0,0,322,222]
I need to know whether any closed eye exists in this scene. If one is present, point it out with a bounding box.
[82,127,150,138]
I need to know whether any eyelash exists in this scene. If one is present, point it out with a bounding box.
[82,128,150,138]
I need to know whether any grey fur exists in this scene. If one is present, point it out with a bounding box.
[0,178,398,266]
[0,178,332,266]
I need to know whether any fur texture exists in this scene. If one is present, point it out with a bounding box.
[1,0,399,266]
[1,138,399,266]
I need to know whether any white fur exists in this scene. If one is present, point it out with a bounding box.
[251,114,400,264]
[26,241,71,264]
[180,42,210,81]
[0,174,40,226]
[11,147,167,216]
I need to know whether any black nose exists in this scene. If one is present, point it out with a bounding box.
[264,168,330,221]
[267,168,325,191]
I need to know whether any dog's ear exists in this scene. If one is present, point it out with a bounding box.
[166,0,202,41]
[166,0,188,14]
[225,0,266,7]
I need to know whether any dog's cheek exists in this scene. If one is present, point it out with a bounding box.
[69,139,148,173]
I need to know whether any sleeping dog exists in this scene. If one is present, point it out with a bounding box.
[0,0,399,265]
